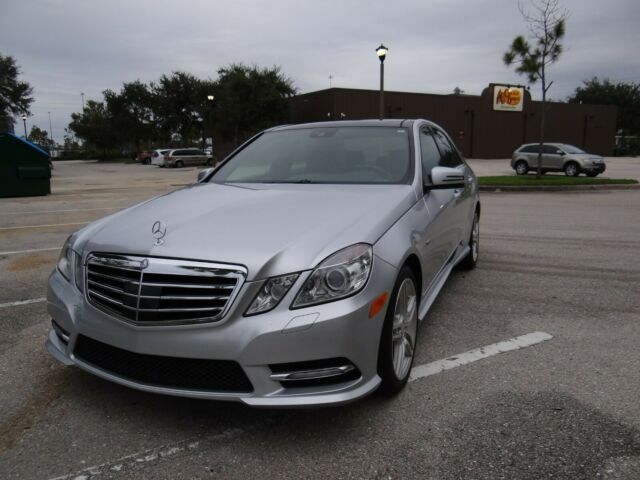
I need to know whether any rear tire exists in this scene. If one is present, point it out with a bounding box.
[459,211,479,270]
[378,267,419,395]
[564,162,580,177]
[515,160,529,175]
[586,172,598,178]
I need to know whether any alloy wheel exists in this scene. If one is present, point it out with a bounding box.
[391,278,418,380]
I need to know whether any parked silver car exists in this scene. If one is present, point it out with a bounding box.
[165,148,211,168]
[46,120,480,407]
[511,143,606,177]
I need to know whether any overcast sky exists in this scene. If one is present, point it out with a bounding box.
[2,0,638,142]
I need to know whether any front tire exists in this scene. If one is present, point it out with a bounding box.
[564,162,580,177]
[459,211,479,270]
[175,160,184,168]
[515,160,529,175]
[378,267,419,395]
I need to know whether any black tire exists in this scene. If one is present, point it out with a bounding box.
[206,158,213,166]
[175,160,184,168]
[459,211,479,270]
[377,266,419,395]
[143,157,151,165]
[564,162,580,177]
[514,160,529,175]
[586,172,598,178]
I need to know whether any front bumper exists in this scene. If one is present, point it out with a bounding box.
[582,163,606,174]
[46,255,397,407]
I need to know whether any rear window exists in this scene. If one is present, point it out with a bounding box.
[211,126,413,185]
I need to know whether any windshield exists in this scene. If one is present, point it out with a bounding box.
[211,126,413,184]
[561,144,586,154]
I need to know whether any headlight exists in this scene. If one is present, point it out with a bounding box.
[56,237,74,281]
[245,273,299,316]
[292,243,372,309]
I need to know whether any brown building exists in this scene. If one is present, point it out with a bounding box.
[290,86,617,158]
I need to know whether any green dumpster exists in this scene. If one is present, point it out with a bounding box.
[0,133,51,197]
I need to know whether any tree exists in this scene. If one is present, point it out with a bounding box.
[68,100,118,159]
[214,64,296,145]
[104,80,155,153]
[568,77,640,135]
[28,125,55,149]
[151,72,211,146]
[0,54,34,131]
[503,0,568,178]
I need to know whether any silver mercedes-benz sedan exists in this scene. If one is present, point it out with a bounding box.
[46,119,480,407]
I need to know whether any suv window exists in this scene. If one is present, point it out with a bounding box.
[432,129,463,167]
[542,145,562,155]
[520,145,539,153]
[172,150,187,156]
[420,129,440,185]
[186,149,203,155]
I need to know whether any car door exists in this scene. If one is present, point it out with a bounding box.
[431,127,473,249]
[542,145,563,170]
[417,127,457,291]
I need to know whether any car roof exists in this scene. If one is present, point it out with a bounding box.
[268,119,417,131]
[519,142,563,147]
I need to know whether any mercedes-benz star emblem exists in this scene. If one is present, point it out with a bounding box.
[151,220,167,246]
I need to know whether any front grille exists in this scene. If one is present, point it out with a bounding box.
[74,335,253,393]
[86,254,245,325]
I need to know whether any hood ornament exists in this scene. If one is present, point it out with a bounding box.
[151,221,167,246]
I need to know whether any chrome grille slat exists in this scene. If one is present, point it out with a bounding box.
[139,282,235,289]
[86,254,246,326]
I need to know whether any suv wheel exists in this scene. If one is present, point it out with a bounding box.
[515,160,529,175]
[564,162,579,177]
[378,267,419,395]
[175,160,184,168]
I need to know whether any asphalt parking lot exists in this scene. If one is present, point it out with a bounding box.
[1,159,640,479]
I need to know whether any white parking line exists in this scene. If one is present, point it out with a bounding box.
[0,297,46,309]
[409,331,553,382]
[0,247,60,256]
[0,222,86,231]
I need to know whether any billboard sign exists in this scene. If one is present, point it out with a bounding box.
[493,85,524,112]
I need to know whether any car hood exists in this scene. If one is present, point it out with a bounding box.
[76,182,417,280]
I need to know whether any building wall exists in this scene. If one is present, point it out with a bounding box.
[290,87,617,158]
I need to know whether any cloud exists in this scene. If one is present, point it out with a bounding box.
[1,0,638,142]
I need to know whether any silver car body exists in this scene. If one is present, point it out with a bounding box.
[165,148,209,167]
[46,119,479,407]
[511,142,606,175]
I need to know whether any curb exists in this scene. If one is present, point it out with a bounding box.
[479,183,640,192]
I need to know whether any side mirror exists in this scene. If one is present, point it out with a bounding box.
[197,167,215,183]
[557,150,565,155]
[428,166,465,190]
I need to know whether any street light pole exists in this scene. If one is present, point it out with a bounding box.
[206,95,215,150]
[81,92,85,111]
[22,115,27,138]
[376,44,388,120]
[48,111,54,146]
